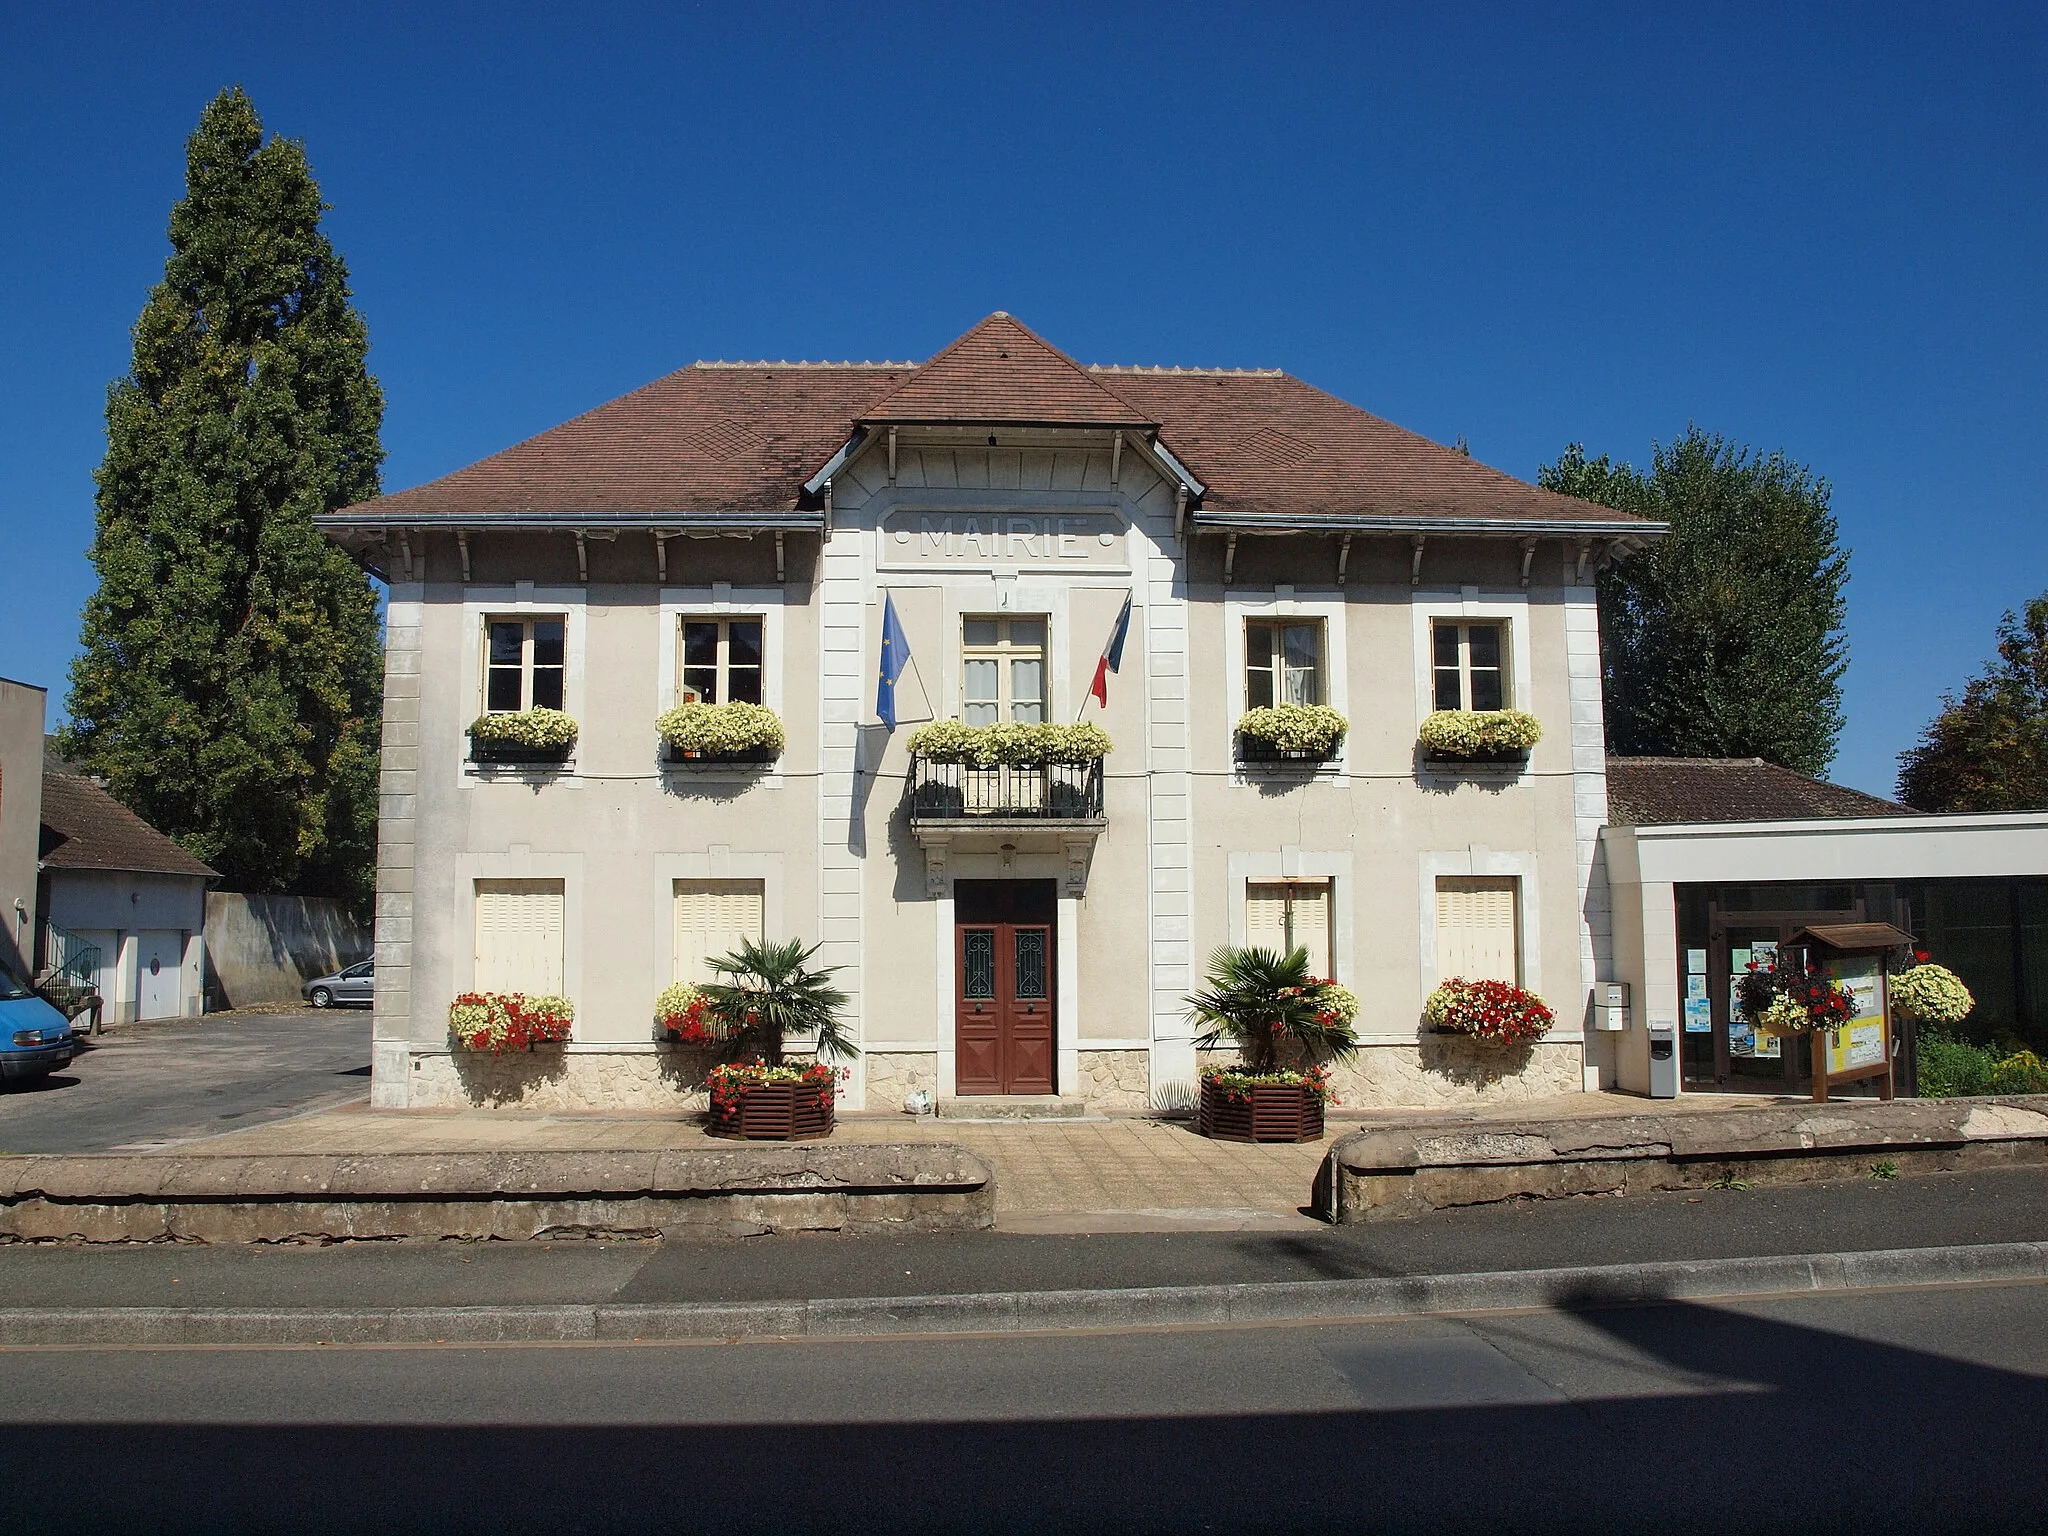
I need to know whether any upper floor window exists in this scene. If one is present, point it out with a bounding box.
[1432,621,1508,711]
[485,617,565,712]
[962,616,1045,725]
[1246,619,1324,708]
[681,617,764,705]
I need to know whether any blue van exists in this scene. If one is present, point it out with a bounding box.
[0,962,76,1083]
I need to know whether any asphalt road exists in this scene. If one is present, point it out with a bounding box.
[3,1162,2046,1307]
[0,1008,370,1153]
[2,1281,2044,1534]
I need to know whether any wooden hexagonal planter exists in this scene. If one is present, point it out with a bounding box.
[1197,1079,1325,1143]
[708,1081,835,1141]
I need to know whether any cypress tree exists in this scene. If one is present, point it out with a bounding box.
[61,87,384,905]
[1541,428,1849,777]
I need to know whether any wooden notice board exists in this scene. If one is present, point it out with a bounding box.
[1789,924,1911,1103]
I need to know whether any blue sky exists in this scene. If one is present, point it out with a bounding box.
[2,2,2042,795]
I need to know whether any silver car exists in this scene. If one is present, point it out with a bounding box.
[303,961,373,1009]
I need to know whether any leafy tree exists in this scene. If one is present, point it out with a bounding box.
[1896,594,2048,811]
[61,88,384,904]
[1541,428,1849,776]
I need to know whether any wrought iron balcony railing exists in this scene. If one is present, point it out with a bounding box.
[906,757,1104,821]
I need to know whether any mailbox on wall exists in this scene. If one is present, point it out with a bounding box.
[1594,981,1630,1032]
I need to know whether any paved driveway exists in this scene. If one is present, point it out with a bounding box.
[0,1009,371,1154]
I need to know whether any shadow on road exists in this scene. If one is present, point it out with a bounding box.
[4,1297,2044,1534]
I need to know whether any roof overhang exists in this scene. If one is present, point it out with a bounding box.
[1189,513,1666,539]
[315,510,824,534]
[803,422,1203,503]
[1603,809,2048,888]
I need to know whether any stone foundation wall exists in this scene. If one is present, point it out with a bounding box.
[1078,1049,1151,1109]
[1199,1039,1586,1113]
[1325,1040,1585,1110]
[406,1045,716,1111]
[864,1052,939,1111]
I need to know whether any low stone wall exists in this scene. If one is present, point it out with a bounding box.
[1320,1095,2048,1222]
[0,1145,996,1243]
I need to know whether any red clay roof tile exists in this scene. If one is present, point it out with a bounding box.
[331,315,1649,531]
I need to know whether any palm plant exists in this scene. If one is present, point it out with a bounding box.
[698,936,856,1066]
[1187,945,1359,1075]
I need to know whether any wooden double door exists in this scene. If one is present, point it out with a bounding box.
[955,879,1056,1095]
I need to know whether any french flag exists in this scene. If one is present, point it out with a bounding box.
[1089,593,1133,708]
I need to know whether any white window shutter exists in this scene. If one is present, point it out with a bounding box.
[1245,883,1291,956]
[675,880,765,984]
[474,879,566,994]
[1291,882,1332,977]
[1435,876,1520,984]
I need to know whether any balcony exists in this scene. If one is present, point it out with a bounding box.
[907,758,1103,821]
[904,756,1106,896]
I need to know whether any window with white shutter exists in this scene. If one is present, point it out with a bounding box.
[1245,880,1334,977]
[674,879,765,984]
[1434,876,1520,984]
[474,879,566,994]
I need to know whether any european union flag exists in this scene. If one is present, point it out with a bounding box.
[876,593,911,729]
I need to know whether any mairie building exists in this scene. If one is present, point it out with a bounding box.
[318,314,1661,1112]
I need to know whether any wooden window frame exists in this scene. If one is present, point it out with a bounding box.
[961,615,1048,726]
[678,615,766,706]
[1431,620,1510,712]
[1244,618,1325,710]
[482,615,567,714]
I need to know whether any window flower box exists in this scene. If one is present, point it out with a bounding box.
[904,720,1112,767]
[1418,708,1541,764]
[448,992,574,1052]
[1424,978,1553,1048]
[468,708,578,765]
[1235,704,1347,764]
[656,701,785,766]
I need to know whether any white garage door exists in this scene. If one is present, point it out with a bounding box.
[137,930,184,1020]
[474,880,566,994]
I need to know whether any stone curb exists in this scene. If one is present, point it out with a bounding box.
[2,1241,2042,1347]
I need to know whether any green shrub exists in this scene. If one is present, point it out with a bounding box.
[1990,1050,2048,1095]
[1915,1030,1998,1097]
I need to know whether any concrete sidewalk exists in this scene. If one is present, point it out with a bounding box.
[174,1087,1788,1230]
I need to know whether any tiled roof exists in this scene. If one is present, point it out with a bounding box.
[860,314,1154,427]
[329,314,1651,532]
[38,771,217,879]
[355,364,902,519]
[1605,757,1916,827]
[1096,368,1639,527]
